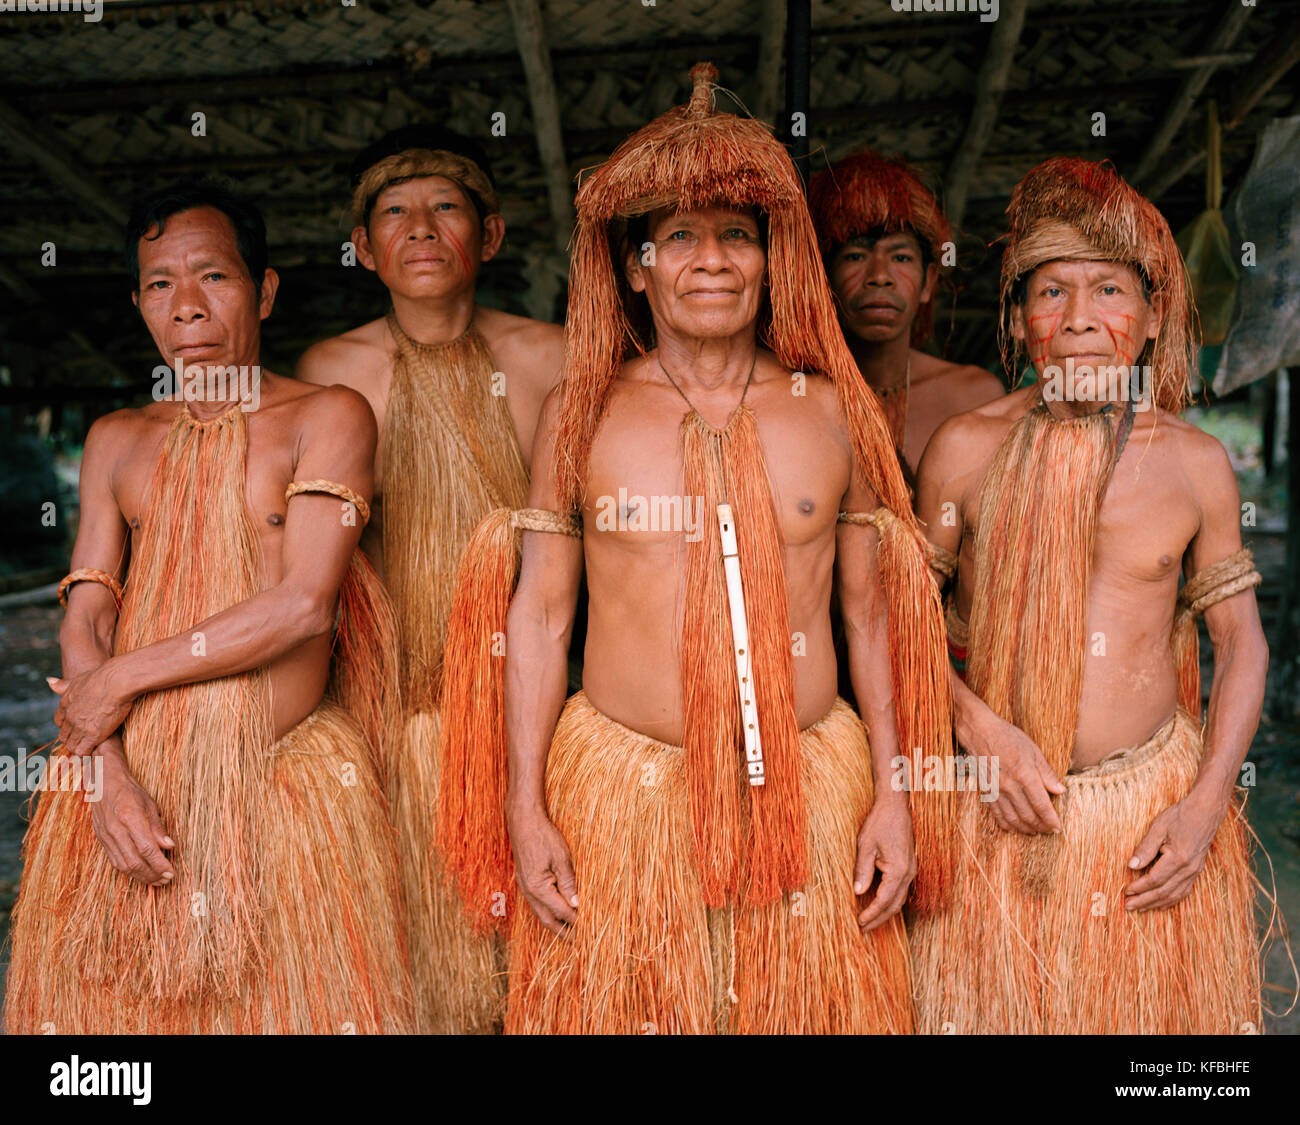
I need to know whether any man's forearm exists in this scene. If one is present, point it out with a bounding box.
[107,584,334,703]
[504,605,571,816]
[844,617,908,805]
[951,662,1009,751]
[1196,630,1267,804]
[61,610,127,760]
[60,607,117,681]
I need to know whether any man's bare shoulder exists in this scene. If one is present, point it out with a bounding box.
[914,353,1005,403]
[286,379,376,436]
[473,306,564,390]
[83,405,158,458]
[799,365,846,422]
[295,317,392,392]
[922,385,1033,469]
[1139,410,1236,491]
[940,383,1034,429]
[475,304,563,346]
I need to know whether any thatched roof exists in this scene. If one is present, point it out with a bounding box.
[1,0,1297,419]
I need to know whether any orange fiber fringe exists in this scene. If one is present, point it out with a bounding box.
[5,708,414,1033]
[681,408,806,906]
[330,550,402,789]
[966,403,1118,893]
[383,320,528,713]
[873,511,955,914]
[1171,610,1202,720]
[257,703,412,1034]
[3,409,411,1032]
[72,409,267,1007]
[437,508,523,934]
[505,692,913,1034]
[911,711,1261,1034]
[396,710,504,1033]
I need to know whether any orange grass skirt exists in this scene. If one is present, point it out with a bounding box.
[910,710,1261,1034]
[504,692,914,1034]
[3,702,413,1034]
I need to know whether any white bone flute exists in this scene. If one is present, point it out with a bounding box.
[716,503,765,786]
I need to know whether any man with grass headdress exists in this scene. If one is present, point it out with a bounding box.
[298,126,564,1033]
[435,64,956,1034]
[910,157,1265,1034]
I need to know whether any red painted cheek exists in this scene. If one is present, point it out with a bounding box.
[1100,312,1139,366]
[380,228,404,276]
[435,222,473,278]
[1028,312,1062,367]
[837,264,867,297]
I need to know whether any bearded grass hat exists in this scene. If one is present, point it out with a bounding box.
[999,157,1196,412]
[808,149,953,344]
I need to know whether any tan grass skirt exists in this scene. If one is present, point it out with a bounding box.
[3,701,413,1034]
[393,711,505,1033]
[910,709,1261,1034]
[504,692,914,1034]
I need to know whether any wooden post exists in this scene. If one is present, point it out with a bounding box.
[506,0,574,308]
[944,0,1031,228]
[754,0,787,125]
[1274,368,1300,719]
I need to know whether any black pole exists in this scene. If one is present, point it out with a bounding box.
[785,0,811,187]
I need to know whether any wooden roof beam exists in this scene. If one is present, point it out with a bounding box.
[1128,0,1255,188]
[506,0,574,257]
[0,100,127,227]
[754,0,787,125]
[1144,25,1300,201]
[943,0,1030,228]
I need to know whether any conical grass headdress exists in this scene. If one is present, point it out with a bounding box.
[999,157,1196,412]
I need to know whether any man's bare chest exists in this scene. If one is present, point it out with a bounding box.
[587,407,849,547]
[116,415,301,538]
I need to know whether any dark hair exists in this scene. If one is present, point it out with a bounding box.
[349,125,497,228]
[124,179,267,292]
[830,226,933,272]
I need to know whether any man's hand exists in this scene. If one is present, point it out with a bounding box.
[49,661,132,756]
[508,804,578,937]
[1125,787,1227,912]
[963,710,1065,835]
[854,796,915,932]
[91,745,175,887]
